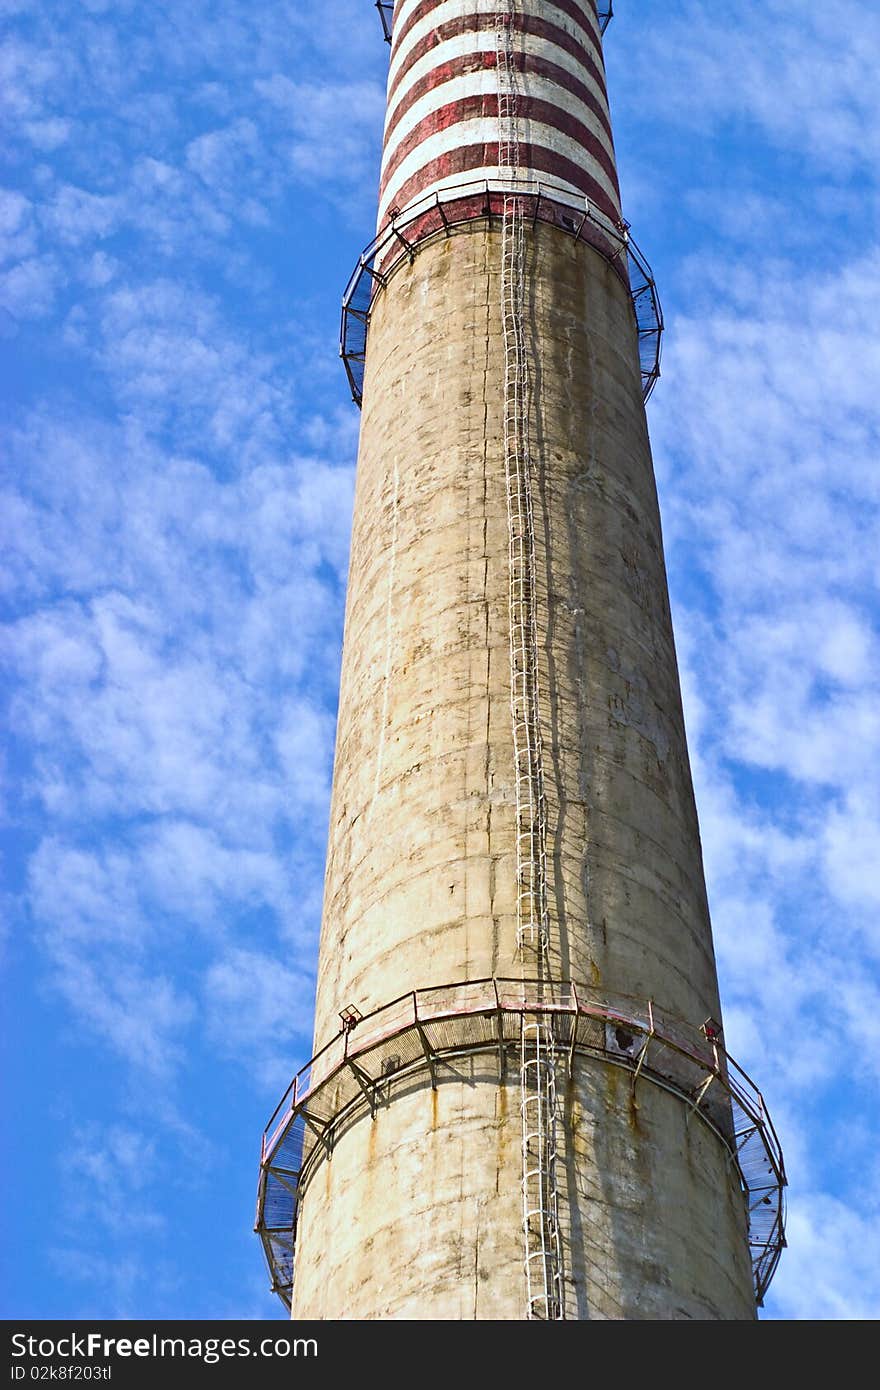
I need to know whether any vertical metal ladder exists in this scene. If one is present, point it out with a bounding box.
[495,1,564,1321]
[520,1019,564,1319]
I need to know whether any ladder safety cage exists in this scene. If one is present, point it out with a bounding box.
[495,0,562,1318]
[520,1018,564,1318]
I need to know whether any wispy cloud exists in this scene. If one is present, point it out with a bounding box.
[628,0,880,175]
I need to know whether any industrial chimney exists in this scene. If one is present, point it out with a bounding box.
[256,0,786,1320]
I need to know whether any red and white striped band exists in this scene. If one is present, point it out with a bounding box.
[379,0,620,229]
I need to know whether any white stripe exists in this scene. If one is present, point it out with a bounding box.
[579,0,603,44]
[379,116,621,219]
[389,0,602,95]
[385,29,612,139]
[381,71,614,182]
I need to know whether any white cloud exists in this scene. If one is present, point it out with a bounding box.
[770,1192,880,1320]
[0,36,61,123]
[654,247,880,811]
[48,1248,145,1318]
[254,74,386,200]
[822,795,880,913]
[186,118,259,189]
[47,947,195,1076]
[0,187,36,262]
[0,252,59,317]
[629,0,880,176]
[4,369,351,1086]
[65,1127,164,1236]
[45,184,123,245]
[138,821,296,925]
[203,946,316,1072]
[80,249,118,287]
[24,116,71,150]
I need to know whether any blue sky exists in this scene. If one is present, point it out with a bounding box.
[2,0,879,1321]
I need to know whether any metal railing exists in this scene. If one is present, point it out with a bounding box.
[255,977,786,1313]
[375,1,393,43]
[340,176,663,408]
[372,2,614,45]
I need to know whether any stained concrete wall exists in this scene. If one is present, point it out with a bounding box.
[293,1062,754,1320]
[293,223,756,1319]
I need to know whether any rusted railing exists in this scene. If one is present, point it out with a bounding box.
[256,977,785,1311]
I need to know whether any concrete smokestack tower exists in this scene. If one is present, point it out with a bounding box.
[256,0,786,1320]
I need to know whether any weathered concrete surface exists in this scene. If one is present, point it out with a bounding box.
[293,1059,753,1320]
[293,223,756,1319]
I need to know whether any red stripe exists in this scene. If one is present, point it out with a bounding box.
[387,12,609,112]
[381,92,620,200]
[384,48,614,150]
[390,0,604,71]
[381,142,621,224]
